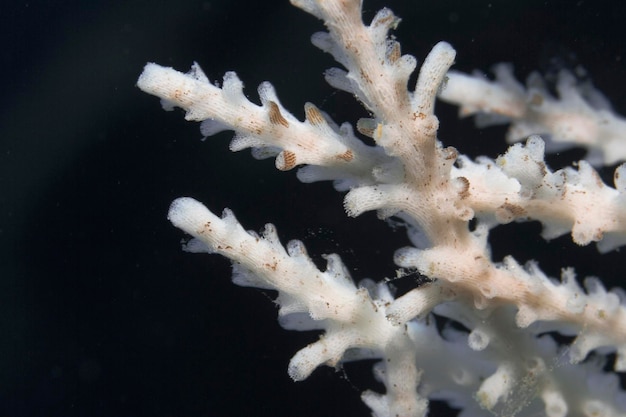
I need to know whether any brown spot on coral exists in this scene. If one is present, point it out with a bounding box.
[268,101,289,127]
[173,89,189,102]
[412,112,427,121]
[443,147,458,161]
[496,203,527,223]
[387,42,401,63]
[305,104,325,125]
[360,68,372,85]
[337,149,354,162]
[356,118,376,137]
[373,13,395,27]
[264,261,278,271]
[457,177,470,199]
[537,161,547,177]
[277,150,297,171]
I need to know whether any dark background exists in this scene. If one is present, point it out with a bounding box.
[1,0,625,416]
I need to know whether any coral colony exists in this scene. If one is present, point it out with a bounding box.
[137,0,626,416]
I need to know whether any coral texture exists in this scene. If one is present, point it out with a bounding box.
[137,0,626,416]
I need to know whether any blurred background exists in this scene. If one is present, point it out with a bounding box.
[1,0,625,416]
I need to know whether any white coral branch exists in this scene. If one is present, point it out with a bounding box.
[167,196,432,417]
[137,62,391,182]
[439,65,626,165]
[453,135,626,250]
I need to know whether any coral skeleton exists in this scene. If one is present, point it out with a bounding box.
[137,0,626,416]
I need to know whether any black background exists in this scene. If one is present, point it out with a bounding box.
[1,0,625,416]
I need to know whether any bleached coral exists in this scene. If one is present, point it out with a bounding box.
[137,0,626,416]
[439,64,626,166]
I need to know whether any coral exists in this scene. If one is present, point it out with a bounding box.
[137,0,626,416]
